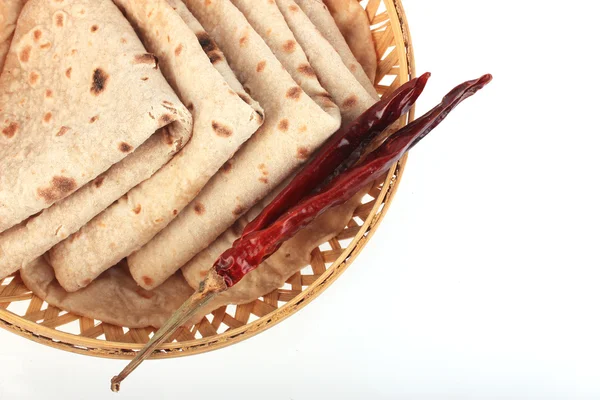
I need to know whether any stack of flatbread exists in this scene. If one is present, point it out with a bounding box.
[0,0,380,328]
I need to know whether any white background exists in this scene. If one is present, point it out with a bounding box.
[1,1,599,399]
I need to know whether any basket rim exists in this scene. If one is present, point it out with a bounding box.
[0,0,416,359]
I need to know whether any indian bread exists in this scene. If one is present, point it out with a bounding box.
[0,127,188,281]
[168,0,262,113]
[294,0,378,91]
[0,0,26,72]
[20,257,194,329]
[48,0,263,293]
[0,0,191,233]
[127,0,341,290]
[321,0,378,84]
[230,0,375,124]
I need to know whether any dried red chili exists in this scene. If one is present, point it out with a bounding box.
[243,73,431,235]
[215,74,492,286]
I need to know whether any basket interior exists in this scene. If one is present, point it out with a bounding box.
[0,0,414,359]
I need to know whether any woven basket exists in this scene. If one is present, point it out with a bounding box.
[0,0,415,359]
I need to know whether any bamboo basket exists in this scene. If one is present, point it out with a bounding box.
[0,0,415,359]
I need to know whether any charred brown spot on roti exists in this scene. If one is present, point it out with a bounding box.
[278,119,289,132]
[29,71,40,85]
[120,37,127,44]
[45,89,53,98]
[160,114,174,124]
[54,13,64,28]
[283,40,296,53]
[222,160,233,173]
[194,203,205,215]
[266,28,273,36]
[298,63,316,77]
[233,205,245,216]
[299,124,307,133]
[40,42,51,50]
[286,86,302,100]
[289,4,299,12]
[239,34,249,47]
[342,94,358,109]
[141,77,149,81]
[33,30,42,41]
[162,100,174,106]
[119,142,133,153]
[43,112,52,123]
[259,176,269,184]
[133,53,158,68]
[174,43,183,56]
[256,60,266,72]
[205,0,212,5]
[208,52,223,64]
[173,209,178,216]
[90,25,99,32]
[91,68,109,95]
[259,164,269,178]
[56,126,70,137]
[94,175,105,188]
[297,146,310,160]
[148,112,155,120]
[65,67,72,78]
[132,204,142,214]
[19,46,31,63]
[187,103,194,111]
[90,115,98,123]
[212,121,233,137]
[37,176,77,203]
[142,276,154,287]
[2,122,18,138]
[197,32,216,52]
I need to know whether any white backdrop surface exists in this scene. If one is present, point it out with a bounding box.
[1,1,599,399]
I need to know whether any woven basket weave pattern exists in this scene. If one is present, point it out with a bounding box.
[0,0,415,359]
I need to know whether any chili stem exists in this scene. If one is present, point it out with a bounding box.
[110,270,226,392]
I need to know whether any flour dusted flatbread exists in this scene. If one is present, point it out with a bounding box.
[0,0,192,280]
[127,0,341,290]
[20,257,194,329]
[322,0,377,84]
[48,0,262,292]
[0,0,25,72]
[231,0,375,124]
[0,0,191,233]
[295,0,377,89]
[168,0,262,114]
[0,127,187,280]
